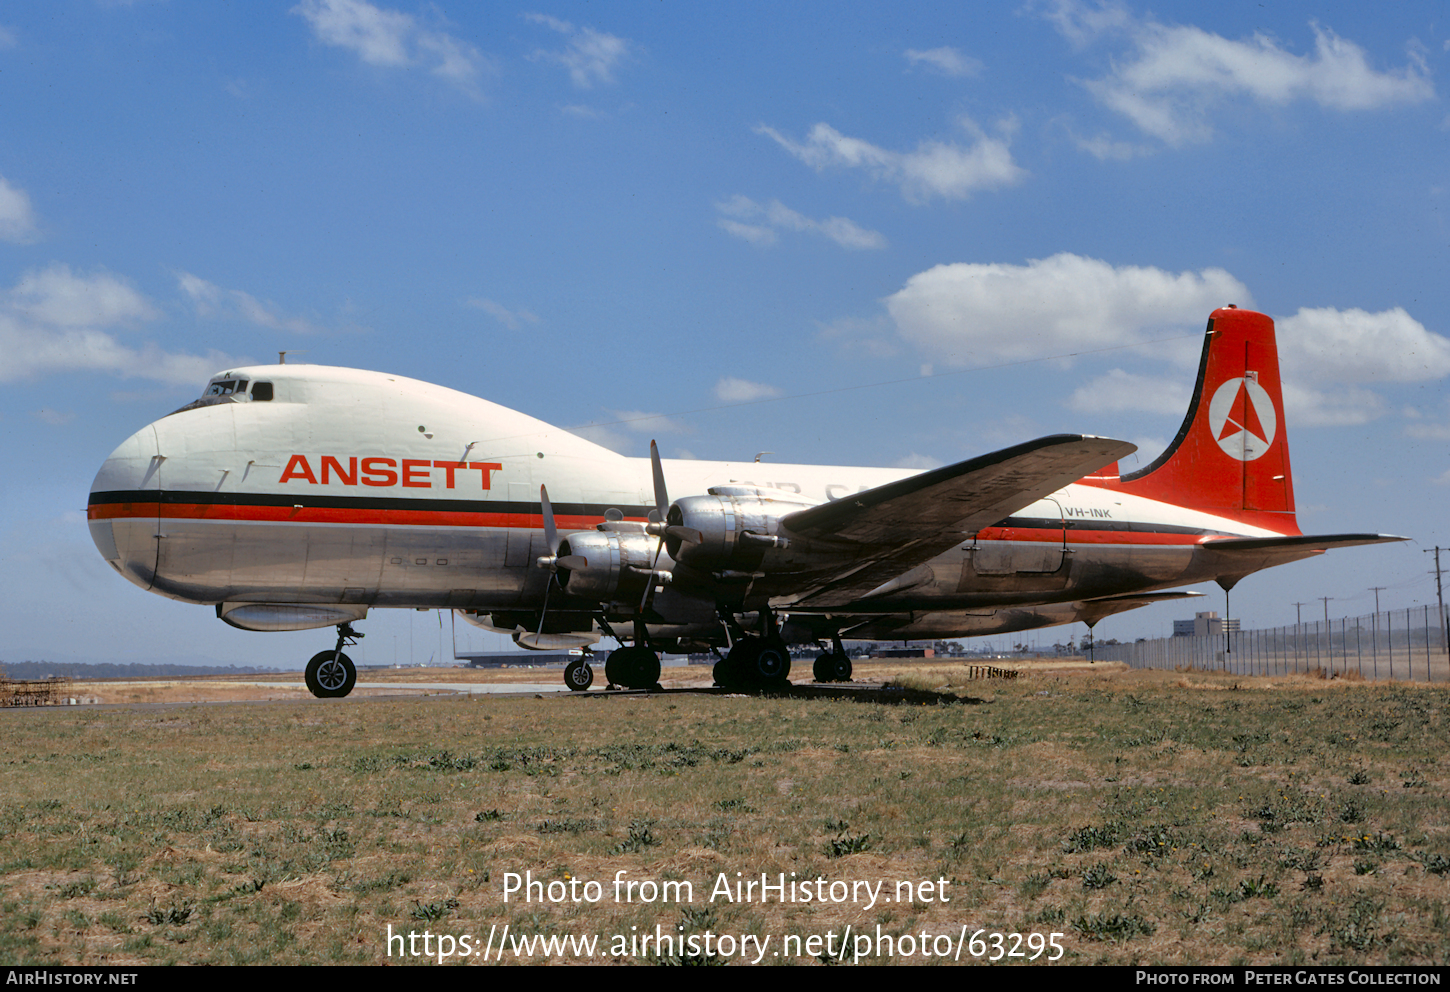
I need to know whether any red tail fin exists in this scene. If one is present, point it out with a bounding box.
[1104,307,1298,532]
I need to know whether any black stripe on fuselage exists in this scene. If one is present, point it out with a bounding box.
[1000,515,1228,538]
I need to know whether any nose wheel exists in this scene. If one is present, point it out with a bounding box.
[564,656,595,691]
[305,622,362,698]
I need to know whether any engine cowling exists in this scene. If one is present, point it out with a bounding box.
[555,529,667,603]
[664,486,813,572]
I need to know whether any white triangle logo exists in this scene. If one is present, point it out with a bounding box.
[1207,377,1276,462]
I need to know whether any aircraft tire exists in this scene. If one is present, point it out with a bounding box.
[813,655,833,683]
[605,646,658,690]
[752,639,791,686]
[630,649,661,690]
[831,653,853,682]
[712,655,737,688]
[564,659,594,691]
[716,641,756,689]
[603,649,621,687]
[305,650,356,698]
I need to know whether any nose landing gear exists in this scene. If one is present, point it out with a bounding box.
[305,622,362,698]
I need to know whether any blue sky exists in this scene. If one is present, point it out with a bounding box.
[2,1,1448,667]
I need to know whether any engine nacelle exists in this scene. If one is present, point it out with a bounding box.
[665,486,813,572]
[556,530,667,603]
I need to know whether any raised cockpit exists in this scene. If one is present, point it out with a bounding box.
[168,374,274,416]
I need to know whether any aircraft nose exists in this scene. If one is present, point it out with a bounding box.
[88,425,162,588]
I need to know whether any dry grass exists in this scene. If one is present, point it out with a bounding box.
[1,666,1447,966]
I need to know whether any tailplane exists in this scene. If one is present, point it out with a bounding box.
[1098,307,1298,532]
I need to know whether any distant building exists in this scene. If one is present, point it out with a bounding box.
[1173,611,1240,637]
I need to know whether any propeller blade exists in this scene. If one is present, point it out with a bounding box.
[555,555,587,571]
[540,484,559,553]
[650,440,669,521]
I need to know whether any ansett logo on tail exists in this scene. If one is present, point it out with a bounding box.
[1208,373,1277,462]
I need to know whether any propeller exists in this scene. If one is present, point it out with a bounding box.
[644,440,702,548]
[536,485,587,574]
[532,485,587,643]
[637,441,702,612]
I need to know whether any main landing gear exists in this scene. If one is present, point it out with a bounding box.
[604,645,662,690]
[712,612,793,691]
[305,622,361,698]
[813,634,853,683]
[591,619,662,691]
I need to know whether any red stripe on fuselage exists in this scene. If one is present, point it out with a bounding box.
[89,501,1241,546]
[89,501,620,531]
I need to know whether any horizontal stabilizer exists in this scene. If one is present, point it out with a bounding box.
[1200,533,1407,553]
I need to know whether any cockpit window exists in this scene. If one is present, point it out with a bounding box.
[205,379,247,396]
[250,381,273,401]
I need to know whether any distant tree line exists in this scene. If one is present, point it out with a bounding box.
[0,661,284,680]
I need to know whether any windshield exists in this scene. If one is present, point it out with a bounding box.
[204,378,248,396]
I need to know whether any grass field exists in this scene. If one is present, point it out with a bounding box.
[1,663,1446,966]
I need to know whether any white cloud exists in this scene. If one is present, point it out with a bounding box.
[177,272,322,335]
[0,264,238,385]
[1281,382,1386,427]
[1038,0,1134,48]
[1072,131,1153,161]
[756,119,1025,204]
[715,195,886,250]
[0,174,39,243]
[30,408,74,426]
[717,218,776,246]
[1406,422,1450,440]
[894,452,945,470]
[904,47,982,78]
[608,410,691,435]
[1276,306,1450,383]
[1050,4,1435,146]
[714,377,781,402]
[466,297,540,331]
[292,0,490,96]
[885,253,1248,363]
[525,13,631,89]
[1066,368,1190,415]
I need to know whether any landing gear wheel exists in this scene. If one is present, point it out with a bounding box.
[718,640,758,689]
[718,638,790,689]
[814,651,851,682]
[752,639,791,686]
[604,646,660,690]
[564,658,594,691]
[305,650,356,698]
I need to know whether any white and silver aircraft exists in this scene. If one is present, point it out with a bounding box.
[88,306,1401,696]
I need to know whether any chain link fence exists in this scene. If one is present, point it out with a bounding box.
[1093,605,1450,682]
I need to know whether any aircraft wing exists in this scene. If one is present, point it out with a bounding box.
[778,434,1136,608]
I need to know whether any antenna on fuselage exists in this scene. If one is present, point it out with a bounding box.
[278,350,309,365]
